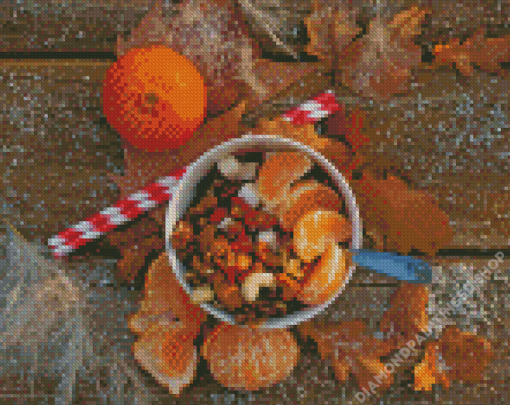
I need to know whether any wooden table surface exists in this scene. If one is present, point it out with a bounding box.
[1,1,509,404]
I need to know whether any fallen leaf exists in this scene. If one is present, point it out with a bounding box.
[250,117,353,171]
[349,170,453,255]
[237,0,311,58]
[413,342,449,391]
[439,326,495,383]
[298,320,393,388]
[105,216,165,283]
[338,6,430,99]
[413,326,495,391]
[304,0,361,67]
[433,28,510,77]
[133,322,199,396]
[380,283,429,349]
[134,252,207,331]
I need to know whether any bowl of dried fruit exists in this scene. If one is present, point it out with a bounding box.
[166,135,362,328]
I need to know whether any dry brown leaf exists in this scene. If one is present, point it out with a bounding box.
[135,252,207,330]
[304,0,361,67]
[433,29,510,77]
[236,0,311,58]
[439,326,495,383]
[133,322,199,396]
[349,170,453,255]
[414,326,495,391]
[413,342,449,391]
[338,6,430,99]
[380,283,429,349]
[105,216,164,283]
[298,320,393,388]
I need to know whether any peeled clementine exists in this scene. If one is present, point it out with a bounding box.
[103,45,207,151]
[202,324,299,391]
[300,242,351,305]
[293,209,351,262]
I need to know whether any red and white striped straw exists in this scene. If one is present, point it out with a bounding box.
[48,90,339,258]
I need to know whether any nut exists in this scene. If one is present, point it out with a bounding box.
[241,272,276,302]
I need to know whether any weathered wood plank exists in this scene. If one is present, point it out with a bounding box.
[1,60,509,250]
[335,66,510,250]
[0,60,123,245]
[0,0,509,53]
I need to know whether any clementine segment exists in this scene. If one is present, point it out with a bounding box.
[103,45,207,151]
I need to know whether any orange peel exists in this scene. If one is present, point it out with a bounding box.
[202,323,299,391]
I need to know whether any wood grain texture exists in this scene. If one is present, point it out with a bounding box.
[1,60,508,250]
[0,0,509,53]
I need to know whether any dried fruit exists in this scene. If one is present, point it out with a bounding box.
[293,209,351,262]
[202,323,299,391]
[300,242,351,305]
[133,322,198,396]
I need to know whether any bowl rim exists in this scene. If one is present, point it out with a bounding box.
[165,134,363,329]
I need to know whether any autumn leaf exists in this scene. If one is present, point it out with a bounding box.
[349,169,453,255]
[413,342,449,391]
[250,117,354,172]
[379,283,429,350]
[130,252,207,334]
[304,0,361,67]
[133,322,199,396]
[413,326,495,391]
[439,326,495,383]
[338,6,430,99]
[433,28,510,77]
[298,320,393,388]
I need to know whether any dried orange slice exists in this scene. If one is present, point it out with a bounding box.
[202,323,299,391]
[300,242,351,305]
[257,151,313,210]
[278,180,344,232]
[133,322,198,396]
[294,209,351,263]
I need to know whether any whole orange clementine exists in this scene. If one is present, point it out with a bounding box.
[103,45,207,151]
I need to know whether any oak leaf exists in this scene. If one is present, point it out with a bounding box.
[338,6,430,99]
[413,326,494,391]
[379,283,429,350]
[304,0,361,67]
[298,320,393,389]
[433,29,510,77]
